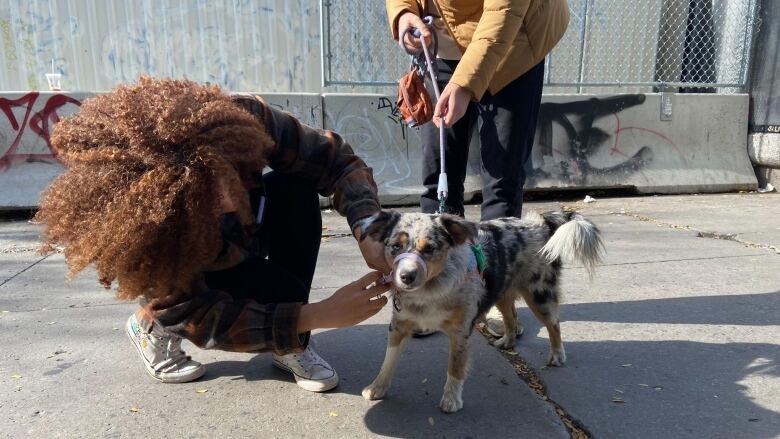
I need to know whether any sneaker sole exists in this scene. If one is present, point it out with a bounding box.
[125,318,206,384]
[485,321,525,338]
[272,359,338,392]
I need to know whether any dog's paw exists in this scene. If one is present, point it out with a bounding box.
[493,334,516,350]
[547,347,566,367]
[439,392,463,413]
[362,382,389,400]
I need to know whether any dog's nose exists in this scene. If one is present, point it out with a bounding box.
[399,271,417,285]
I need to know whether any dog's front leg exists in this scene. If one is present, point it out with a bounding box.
[362,320,412,400]
[440,328,470,413]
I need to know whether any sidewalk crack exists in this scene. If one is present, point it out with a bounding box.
[478,326,593,439]
[0,254,52,288]
[608,211,779,255]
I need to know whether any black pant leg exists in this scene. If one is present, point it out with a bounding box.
[478,60,545,220]
[204,171,321,304]
[203,257,311,305]
[261,171,322,292]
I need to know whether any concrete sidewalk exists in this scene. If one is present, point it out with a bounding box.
[1,193,779,438]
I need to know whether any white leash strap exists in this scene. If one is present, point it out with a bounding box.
[400,18,448,213]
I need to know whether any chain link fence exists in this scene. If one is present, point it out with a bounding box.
[321,0,760,91]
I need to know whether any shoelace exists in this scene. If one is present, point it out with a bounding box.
[289,347,327,370]
[152,335,191,372]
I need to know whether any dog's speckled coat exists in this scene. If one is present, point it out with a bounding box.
[360,210,604,413]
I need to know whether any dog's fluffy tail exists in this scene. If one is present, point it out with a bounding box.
[539,211,605,277]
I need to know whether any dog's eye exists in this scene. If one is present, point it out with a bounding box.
[421,245,435,254]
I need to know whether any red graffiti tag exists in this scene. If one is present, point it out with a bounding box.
[0,92,82,170]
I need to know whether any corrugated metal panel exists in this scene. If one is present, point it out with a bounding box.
[0,0,322,92]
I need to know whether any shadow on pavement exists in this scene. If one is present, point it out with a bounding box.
[193,292,780,438]
[561,291,780,326]
[513,291,780,439]
[204,324,568,438]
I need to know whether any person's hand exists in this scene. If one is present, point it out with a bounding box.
[354,227,391,274]
[298,272,390,332]
[397,12,431,53]
[434,82,472,128]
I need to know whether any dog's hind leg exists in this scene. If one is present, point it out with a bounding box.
[362,319,413,400]
[492,291,522,350]
[519,285,566,366]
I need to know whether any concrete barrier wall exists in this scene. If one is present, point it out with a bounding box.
[527,94,756,193]
[0,91,757,208]
[0,91,87,208]
[323,93,756,202]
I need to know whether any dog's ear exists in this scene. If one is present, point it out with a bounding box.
[359,210,401,243]
[439,214,477,246]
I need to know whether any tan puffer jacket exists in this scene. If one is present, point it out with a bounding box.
[386,0,570,100]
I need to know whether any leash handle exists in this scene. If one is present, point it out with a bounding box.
[398,16,438,57]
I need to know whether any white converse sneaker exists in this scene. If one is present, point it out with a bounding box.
[125,313,206,383]
[272,345,339,392]
[484,306,524,338]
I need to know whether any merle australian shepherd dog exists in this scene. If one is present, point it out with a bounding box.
[359,210,604,413]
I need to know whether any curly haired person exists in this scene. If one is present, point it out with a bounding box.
[36,77,390,391]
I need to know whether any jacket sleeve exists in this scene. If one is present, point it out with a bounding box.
[138,278,308,355]
[449,0,531,100]
[232,94,381,229]
[386,0,422,39]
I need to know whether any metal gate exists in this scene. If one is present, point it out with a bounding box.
[320,0,761,91]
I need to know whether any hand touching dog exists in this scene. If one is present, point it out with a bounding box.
[297,272,389,333]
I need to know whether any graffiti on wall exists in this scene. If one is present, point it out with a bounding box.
[322,94,686,196]
[529,94,680,187]
[0,92,82,170]
[324,96,422,197]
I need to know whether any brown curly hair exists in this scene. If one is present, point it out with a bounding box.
[35,76,273,300]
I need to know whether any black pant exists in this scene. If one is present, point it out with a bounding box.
[204,172,321,304]
[420,59,545,220]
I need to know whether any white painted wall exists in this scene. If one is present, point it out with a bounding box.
[0,0,322,93]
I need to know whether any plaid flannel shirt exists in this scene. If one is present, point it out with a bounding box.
[137,95,380,355]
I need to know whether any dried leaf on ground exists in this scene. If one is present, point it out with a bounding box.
[427,417,435,426]
[130,407,140,412]
[329,411,338,417]
[196,389,208,394]
[11,374,22,379]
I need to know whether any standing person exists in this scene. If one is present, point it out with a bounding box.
[36,77,391,391]
[386,0,569,219]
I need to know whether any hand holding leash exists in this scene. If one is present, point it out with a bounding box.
[397,12,432,54]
